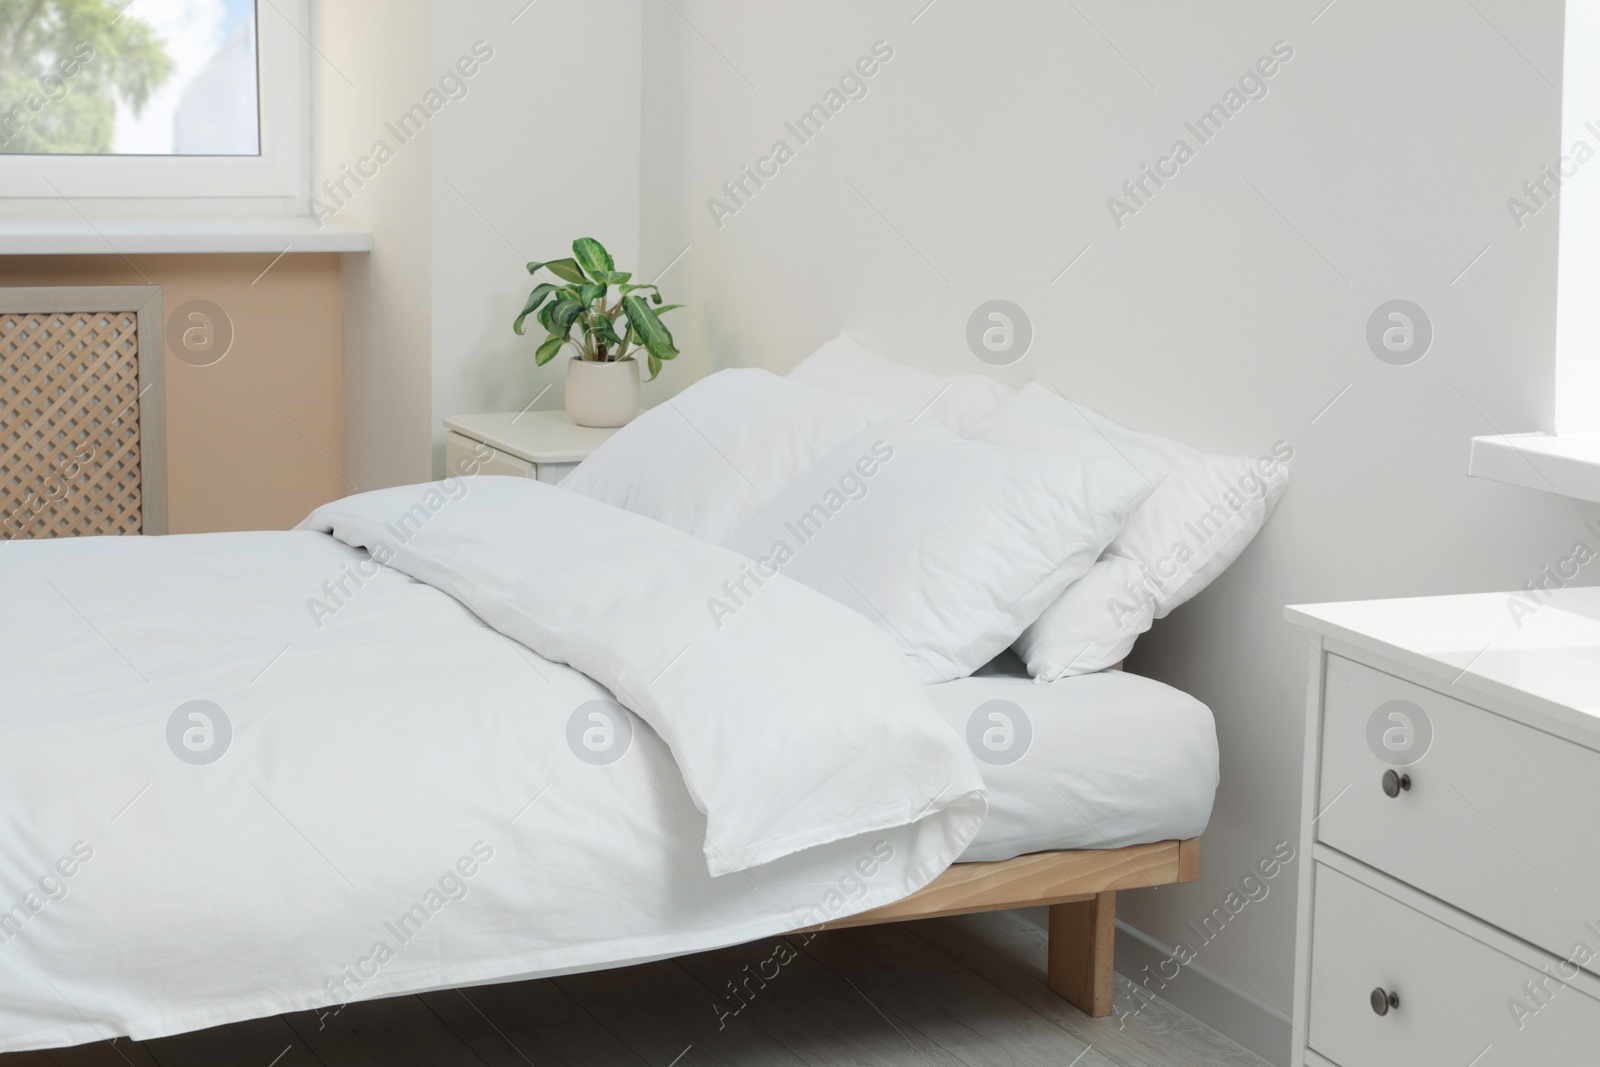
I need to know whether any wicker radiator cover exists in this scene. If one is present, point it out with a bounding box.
[0,288,166,538]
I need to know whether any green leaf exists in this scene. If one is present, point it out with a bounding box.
[552,299,586,331]
[513,283,559,335]
[596,271,632,286]
[535,335,566,366]
[650,304,685,316]
[571,238,615,282]
[528,258,588,285]
[618,283,658,296]
[646,352,663,382]
[536,299,559,334]
[622,295,679,364]
[593,317,625,348]
[577,283,606,307]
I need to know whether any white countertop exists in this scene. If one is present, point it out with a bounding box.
[1287,588,1600,736]
[443,410,621,464]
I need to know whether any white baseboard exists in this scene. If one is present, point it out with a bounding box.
[1016,908,1291,1065]
[1113,920,1292,1066]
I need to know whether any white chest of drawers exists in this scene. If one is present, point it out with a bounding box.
[1286,589,1600,1067]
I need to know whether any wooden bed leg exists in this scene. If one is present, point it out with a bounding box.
[1048,891,1116,1017]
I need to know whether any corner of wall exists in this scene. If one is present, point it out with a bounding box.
[427,0,643,477]
[313,0,434,492]
[1114,921,1292,1066]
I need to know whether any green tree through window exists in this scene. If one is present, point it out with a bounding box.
[0,0,174,154]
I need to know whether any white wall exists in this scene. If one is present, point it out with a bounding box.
[317,0,643,486]
[638,1,1596,1061]
[430,0,643,474]
[313,0,435,490]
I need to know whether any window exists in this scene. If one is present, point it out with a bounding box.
[0,0,308,206]
[1468,0,1600,501]
[1557,0,1600,434]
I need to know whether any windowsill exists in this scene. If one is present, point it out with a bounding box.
[1468,432,1600,504]
[0,217,371,255]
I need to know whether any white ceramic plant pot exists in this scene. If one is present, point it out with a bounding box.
[566,357,640,428]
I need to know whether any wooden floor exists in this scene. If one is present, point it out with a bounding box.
[3,911,1270,1067]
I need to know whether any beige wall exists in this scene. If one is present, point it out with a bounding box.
[0,254,346,533]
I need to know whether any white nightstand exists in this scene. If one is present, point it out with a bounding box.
[1285,588,1600,1067]
[444,410,620,484]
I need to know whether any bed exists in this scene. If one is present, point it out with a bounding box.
[835,659,1213,1014]
[0,476,1215,1052]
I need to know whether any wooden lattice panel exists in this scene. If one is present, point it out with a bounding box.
[1,309,146,537]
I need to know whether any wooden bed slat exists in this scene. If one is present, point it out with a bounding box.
[814,838,1197,930]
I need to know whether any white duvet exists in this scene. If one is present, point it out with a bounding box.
[0,477,986,1052]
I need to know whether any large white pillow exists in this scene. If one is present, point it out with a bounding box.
[970,384,1291,680]
[788,332,1015,434]
[560,368,894,543]
[724,417,1155,683]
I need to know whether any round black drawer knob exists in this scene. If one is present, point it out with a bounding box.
[1371,987,1400,1015]
[1382,770,1412,797]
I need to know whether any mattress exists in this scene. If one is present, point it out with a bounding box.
[934,653,1219,862]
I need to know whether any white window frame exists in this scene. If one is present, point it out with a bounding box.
[1557,0,1600,435]
[1466,0,1600,502]
[0,0,310,211]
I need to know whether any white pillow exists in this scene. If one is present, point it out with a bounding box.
[561,368,894,543]
[1014,555,1153,681]
[970,384,1291,680]
[788,332,1015,434]
[724,417,1156,683]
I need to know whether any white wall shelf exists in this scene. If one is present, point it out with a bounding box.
[1468,432,1600,504]
[0,217,371,256]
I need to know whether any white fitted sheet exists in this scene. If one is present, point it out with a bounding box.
[932,655,1219,862]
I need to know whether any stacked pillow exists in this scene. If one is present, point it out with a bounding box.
[562,336,1289,684]
[724,416,1153,682]
[969,385,1291,679]
[559,368,894,544]
[787,332,1015,434]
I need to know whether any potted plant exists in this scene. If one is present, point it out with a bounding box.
[513,237,682,427]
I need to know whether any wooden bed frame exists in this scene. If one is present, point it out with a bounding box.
[807,838,1199,1017]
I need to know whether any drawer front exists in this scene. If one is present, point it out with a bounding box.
[1309,864,1600,1066]
[1318,655,1600,966]
[446,432,533,478]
